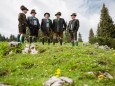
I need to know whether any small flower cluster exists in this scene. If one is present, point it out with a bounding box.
[98,74,104,80]
[56,68,60,78]
[113,53,115,56]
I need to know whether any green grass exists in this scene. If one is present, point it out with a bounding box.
[0,42,115,86]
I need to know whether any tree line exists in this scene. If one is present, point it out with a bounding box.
[0,34,16,42]
[0,31,83,43]
[89,4,115,49]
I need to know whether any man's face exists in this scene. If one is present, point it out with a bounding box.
[32,13,36,16]
[71,16,76,19]
[23,10,28,14]
[56,15,60,19]
[45,14,49,18]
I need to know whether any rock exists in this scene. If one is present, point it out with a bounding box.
[94,43,99,49]
[22,47,30,54]
[43,76,63,86]
[98,45,110,50]
[86,71,94,75]
[25,44,30,48]
[30,48,38,54]
[93,43,110,50]
[9,51,13,55]
[84,84,88,86]
[82,42,90,46]
[9,41,21,47]
[60,77,74,85]
[30,44,36,49]
[104,45,110,50]
[30,44,38,54]
[0,83,11,86]
[86,71,113,80]
[22,44,30,54]
[104,72,113,79]
[22,44,38,54]
[51,82,63,86]
[95,43,98,45]
[43,76,74,86]
[98,46,104,50]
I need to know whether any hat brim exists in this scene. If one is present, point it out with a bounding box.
[55,14,61,16]
[44,13,50,17]
[71,15,76,16]
[31,12,37,14]
[25,8,29,11]
[22,8,28,11]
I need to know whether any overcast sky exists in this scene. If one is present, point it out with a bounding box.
[0,0,115,42]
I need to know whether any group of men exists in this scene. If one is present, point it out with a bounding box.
[18,5,80,46]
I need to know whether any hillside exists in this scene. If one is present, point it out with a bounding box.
[0,42,115,86]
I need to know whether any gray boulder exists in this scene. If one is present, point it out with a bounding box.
[43,76,74,86]
[9,41,21,47]
[22,44,38,54]
[0,83,11,86]
[98,45,110,50]
[82,42,90,46]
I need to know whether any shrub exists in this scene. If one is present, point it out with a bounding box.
[89,37,98,44]
[96,37,115,49]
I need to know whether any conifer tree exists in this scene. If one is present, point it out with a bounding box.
[78,32,83,42]
[89,28,94,43]
[97,4,115,38]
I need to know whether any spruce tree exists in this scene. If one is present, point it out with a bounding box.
[97,24,101,37]
[9,34,16,41]
[89,28,94,43]
[98,4,115,38]
[78,32,83,42]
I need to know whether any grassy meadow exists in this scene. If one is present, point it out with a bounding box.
[0,42,115,86]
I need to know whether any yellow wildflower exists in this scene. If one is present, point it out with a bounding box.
[98,74,104,80]
[113,53,115,56]
[56,68,60,78]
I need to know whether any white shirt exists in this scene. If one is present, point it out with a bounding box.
[33,17,37,25]
[46,19,49,28]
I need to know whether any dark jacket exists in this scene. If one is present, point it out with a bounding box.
[18,13,27,33]
[41,18,52,32]
[27,16,40,30]
[52,18,66,33]
[68,19,79,32]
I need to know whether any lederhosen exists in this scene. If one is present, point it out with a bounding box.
[52,18,66,45]
[68,19,79,40]
[27,16,40,37]
[18,13,27,34]
[52,18,66,39]
[41,19,52,37]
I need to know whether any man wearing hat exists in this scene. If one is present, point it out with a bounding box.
[27,9,40,43]
[52,12,66,45]
[41,12,52,45]
[17,5,28,43]
[68,13,80,46]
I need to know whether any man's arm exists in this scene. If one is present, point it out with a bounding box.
[26,17,30,28]
[50,19,53,31]
[67,21,71,32]
[37,19,40,30]
[41,19,44,32]
[18,13,25,25]
[63,19,67,31]
[52,19,55,32]
[76,19,80,31]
